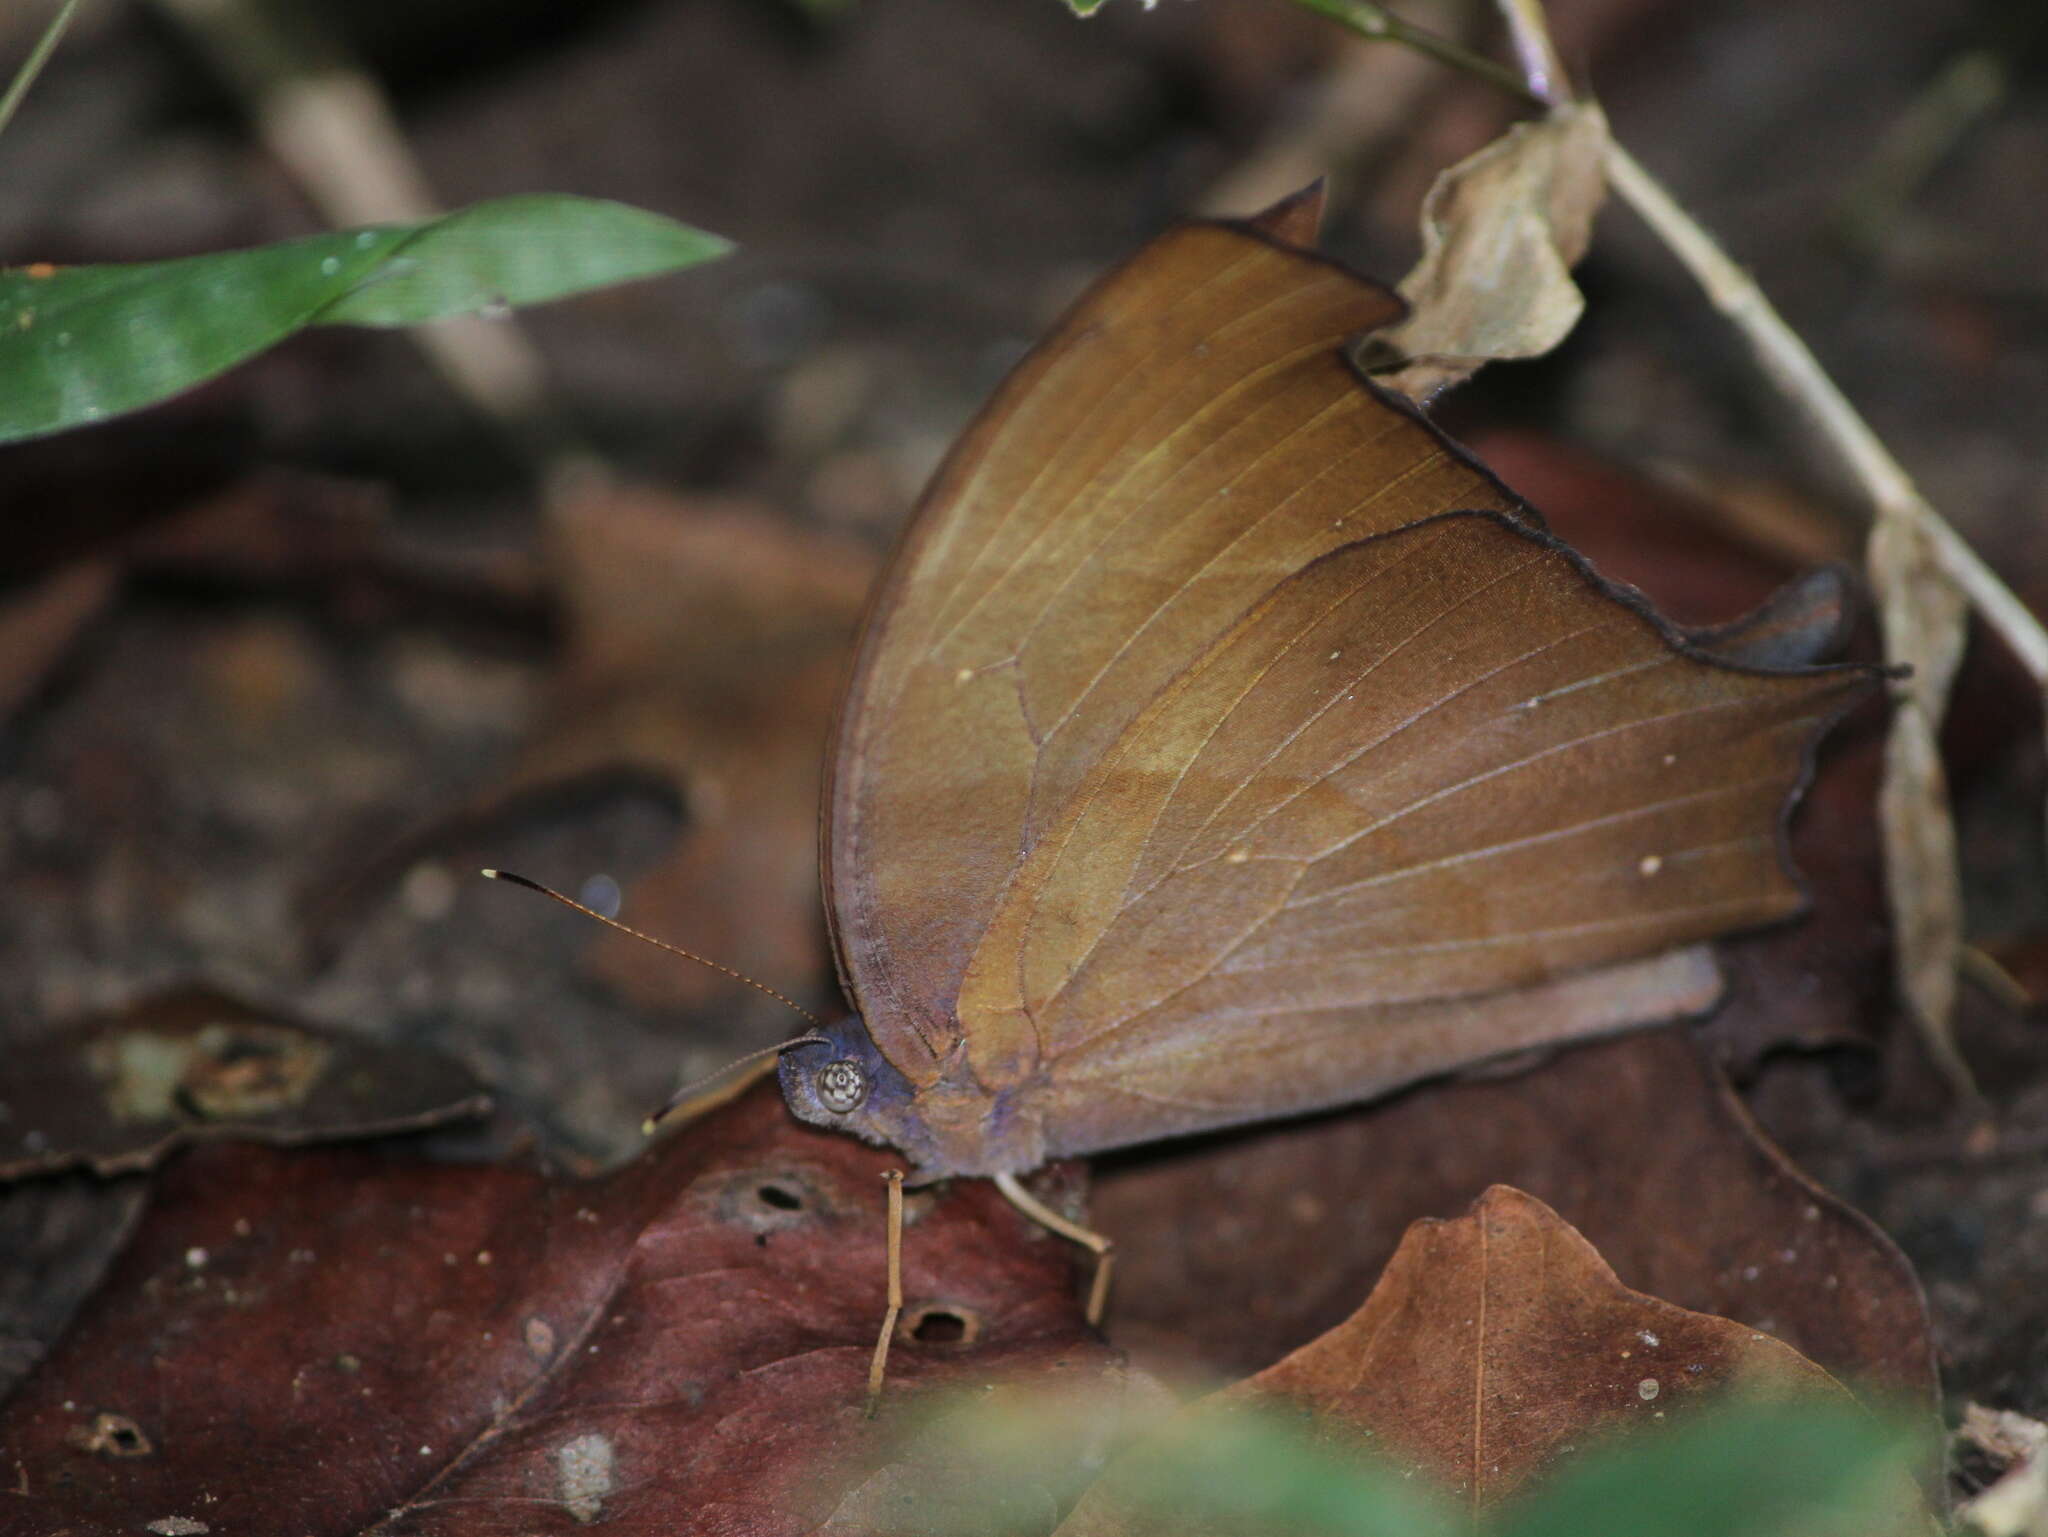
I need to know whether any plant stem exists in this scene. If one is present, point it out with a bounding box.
[1290,0,1535,104]
[0,0,83,141]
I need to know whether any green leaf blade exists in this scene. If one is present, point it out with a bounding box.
[316,196,731,327]
[1500,1401,1931,1537]
[0,195,730,444]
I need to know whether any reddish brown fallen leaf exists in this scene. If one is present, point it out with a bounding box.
[305,486,874,1023]
[0,1079,1131,1536]
[1093,1027,1936,1415]
[0,986,491,1180]
[1059,1185,1929,1533]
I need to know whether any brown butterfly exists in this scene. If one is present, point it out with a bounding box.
[762,189,1873,1320]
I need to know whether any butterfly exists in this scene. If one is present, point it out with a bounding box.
[774,188,1868,1233]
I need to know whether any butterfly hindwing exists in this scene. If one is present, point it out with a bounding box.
[949,513,1863,1159]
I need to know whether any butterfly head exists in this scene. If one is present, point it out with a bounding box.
[777,1015,945,1173]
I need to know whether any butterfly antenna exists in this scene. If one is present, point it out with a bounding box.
[480,868,823,1026]
[641,1031,832,1134]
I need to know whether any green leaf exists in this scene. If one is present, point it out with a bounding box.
[1095,1412,1468,1536]
[1498,1400,1928,1537]
[1062,0,1112,14]
[0,194,731,444]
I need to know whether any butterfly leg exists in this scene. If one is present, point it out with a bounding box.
[993,1171,1114,1327]
[864,1169,905,1418]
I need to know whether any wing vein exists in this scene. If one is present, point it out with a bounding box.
[1283,682,1788,908]
[1288,768,1788,903]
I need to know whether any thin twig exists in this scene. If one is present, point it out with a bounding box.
[0,0,83,141]
[1291,0,1533,102]
[1601,136,2048,678]
[1495,0,1566,108]
[1832,49,2008,256]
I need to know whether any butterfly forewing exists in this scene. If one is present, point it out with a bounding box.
[828,224,1524,1081]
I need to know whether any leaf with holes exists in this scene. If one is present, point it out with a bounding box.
[0,1080,1136,1535]
[0,987,492,1181]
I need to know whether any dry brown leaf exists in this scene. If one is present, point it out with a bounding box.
[1869,503,1976,1099]
[1060,1185,1929,1534]
[303,486,874,1024]
[1093,1028,1937,1415]
[1371,99,1610,402]
[527,485,874,1017]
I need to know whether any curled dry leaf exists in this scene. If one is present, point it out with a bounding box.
[1869,503,1976,1099]
[1058,1185,1930,1535]
[0,1079,1135,1535]
[1957,1404,2048,1537]
[0,986,492,1180]
[1369,99,1611,402]
[1094,1028,1937,1419]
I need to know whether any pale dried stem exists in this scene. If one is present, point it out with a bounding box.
[0,0,82,140]
[150,0,569,459]
[1602,140,2039,1103]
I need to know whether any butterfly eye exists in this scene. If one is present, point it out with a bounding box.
[816,1059,869,1114]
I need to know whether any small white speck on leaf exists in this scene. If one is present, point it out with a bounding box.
[558,1433,616,1523]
